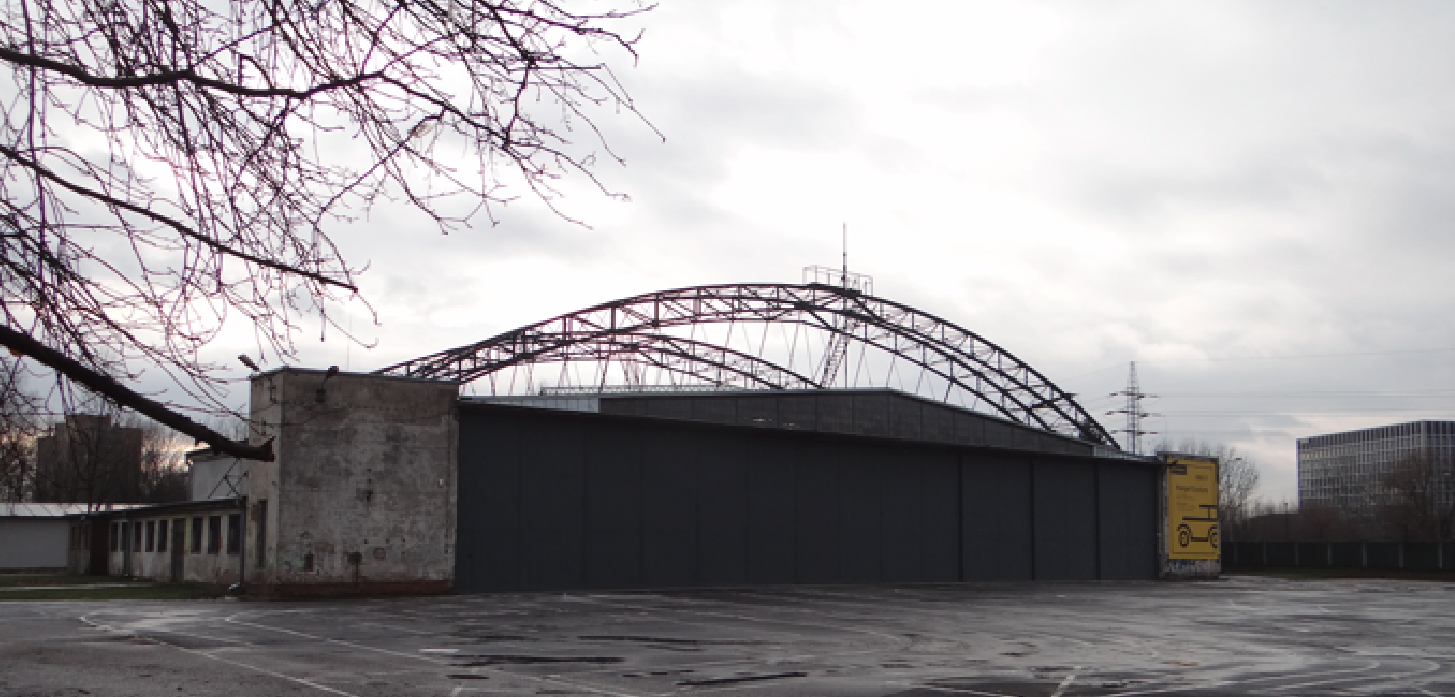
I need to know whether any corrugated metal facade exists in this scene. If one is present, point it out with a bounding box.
[455,401,1159,592]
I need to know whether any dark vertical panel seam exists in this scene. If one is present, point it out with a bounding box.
[693,425,702,586]
[957,453,964,581]
[513,417,524,590]
[691,425,702,587]
[791,438,800,583]
[1094,462,1103,580]
[1029,459,1038,581]
[578,418,589,589]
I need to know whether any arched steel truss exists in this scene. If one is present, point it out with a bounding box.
[379,283,1118,447]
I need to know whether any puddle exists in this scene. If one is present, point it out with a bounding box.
[578,635,763,646]
[452,655,623,667]
[678,671,807,686]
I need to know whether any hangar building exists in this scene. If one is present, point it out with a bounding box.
[69,281,1200,593]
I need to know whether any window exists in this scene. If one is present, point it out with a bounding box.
[144,521,155,552]
[110,523,119,551]
[207,516,221,554]
[190,517,202,553]
[226,514,241,554]
[158,520,168,553]
[133,521,141,551]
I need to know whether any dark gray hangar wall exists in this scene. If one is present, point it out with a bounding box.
[455,391,1159,592]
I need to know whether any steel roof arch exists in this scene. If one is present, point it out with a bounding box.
[379,283,1117,447]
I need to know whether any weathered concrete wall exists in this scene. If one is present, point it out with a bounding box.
[246,369,458,595]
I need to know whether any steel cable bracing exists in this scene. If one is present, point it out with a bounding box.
[378,283,1118,447]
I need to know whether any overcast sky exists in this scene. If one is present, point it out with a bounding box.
[209,1,1455,502]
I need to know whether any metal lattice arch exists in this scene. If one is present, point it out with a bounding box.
[378,282,1119,448]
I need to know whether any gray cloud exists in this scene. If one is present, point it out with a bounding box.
[162,0,1455,501]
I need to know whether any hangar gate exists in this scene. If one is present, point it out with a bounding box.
[454,390,1160,592]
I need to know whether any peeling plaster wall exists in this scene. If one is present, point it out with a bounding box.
[247,369,458,594]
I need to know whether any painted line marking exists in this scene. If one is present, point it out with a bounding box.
[1050,667,1081,697]
[1104,659,1389,697]
[920,686,1017,697]
[79,615,361,697]
[1270,661,1384,690]
[224,611,652,697]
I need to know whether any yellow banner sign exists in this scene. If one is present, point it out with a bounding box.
[1165,457,1219,560]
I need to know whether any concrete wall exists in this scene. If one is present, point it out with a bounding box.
[245,369,459,595]
[0,518,69,571]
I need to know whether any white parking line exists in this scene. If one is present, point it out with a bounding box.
[79,614,361,697]
[1049,666,1081,697]
[223,611,653,697]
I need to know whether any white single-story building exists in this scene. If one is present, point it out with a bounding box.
[1,503,135,572]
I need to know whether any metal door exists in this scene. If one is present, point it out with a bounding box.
[170,519,185,582]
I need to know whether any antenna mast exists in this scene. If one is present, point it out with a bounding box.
[841,223,848,287]
[1107,361,1158,455]
[801,223,872,387]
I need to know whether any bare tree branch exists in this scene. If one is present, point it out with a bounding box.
[0,324,273,461]
[0,0,656,433]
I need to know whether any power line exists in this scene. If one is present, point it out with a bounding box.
[1157,410,1455,416]
[1136,347,1455,362]
[1154,392,1455,399]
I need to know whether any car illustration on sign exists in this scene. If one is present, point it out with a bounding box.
[1177,503,1219,549]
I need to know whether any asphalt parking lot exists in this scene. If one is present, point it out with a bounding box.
[2,576,1453,697]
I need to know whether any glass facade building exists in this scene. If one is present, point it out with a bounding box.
[1297,420,1455,512]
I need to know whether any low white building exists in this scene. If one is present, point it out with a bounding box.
[68,499,244,582]
[1,503,135,572]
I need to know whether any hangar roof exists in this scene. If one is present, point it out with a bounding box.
[464,388,1148,461]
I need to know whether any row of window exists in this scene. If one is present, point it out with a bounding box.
[1303,421,1455,448]
[104,515,241,555]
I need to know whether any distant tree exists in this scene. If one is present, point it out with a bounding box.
[1379,451,1455,542]
[0,356,43,500]
[1155,438,1262,528]
[127,415,190,503]
[0,0,655,460]
[1219,452,1261,529]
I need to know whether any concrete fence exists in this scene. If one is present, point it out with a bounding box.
[1227,541,1455,571]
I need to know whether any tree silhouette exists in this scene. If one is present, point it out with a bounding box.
[0,0,654,459]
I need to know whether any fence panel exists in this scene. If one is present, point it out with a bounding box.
[1404,543,1440,571]
[1329,542,1363,567]
[1366,542,1401,569]
[1295,542,1329,567]
[1264,541,1298,567]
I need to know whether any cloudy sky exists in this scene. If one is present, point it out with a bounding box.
[214,1,1455,502]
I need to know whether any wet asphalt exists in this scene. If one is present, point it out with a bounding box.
[1,576,1453,697]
